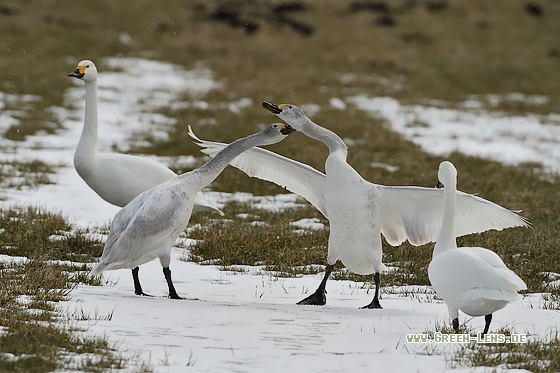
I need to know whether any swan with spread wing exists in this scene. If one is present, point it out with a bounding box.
[189,102,529,309]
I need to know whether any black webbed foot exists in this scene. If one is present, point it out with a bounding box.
[132,267,152,297]
[168,291,184,300]
[360,298,382,309]
[297,264,333,306]
[297,289,326,306]
[163,267,184,300]
[360,272,382,309]
[135,290,153,297]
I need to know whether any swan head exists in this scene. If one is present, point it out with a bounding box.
[257,123,295,146]
[437,161,457,188]
[68,60,98,82]
[262,101,308,130]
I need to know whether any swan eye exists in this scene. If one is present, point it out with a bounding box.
[86,65,89,68]
[289,106,292,109]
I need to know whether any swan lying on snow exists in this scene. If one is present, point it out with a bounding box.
[69,59,222,295]
[91,123,294,298]
[428,161,527,334]
[191,102,530,308]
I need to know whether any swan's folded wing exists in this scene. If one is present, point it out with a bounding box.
[376,185,530,247]
[93,186,189,273]
[188,126,328,217]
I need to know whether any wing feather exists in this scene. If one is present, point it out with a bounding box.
[189,126,328,217]
[92,183,191,273]
[376,185,530,246]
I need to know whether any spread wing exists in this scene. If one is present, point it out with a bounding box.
[376,185,530,246]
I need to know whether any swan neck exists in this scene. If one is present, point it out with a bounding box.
[434,180,458,257]
[186,132,265,188]
[75,80,99,164]
[301,118,347,158]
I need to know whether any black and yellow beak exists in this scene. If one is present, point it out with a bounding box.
[263,101,282,114]
[436,181,444,189]
[68,65,87,79]
[280,123,295,135]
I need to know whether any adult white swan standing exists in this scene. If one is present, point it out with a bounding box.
[69,59,222,296]
[428,161,527,334]
[191,101,529,308]
[91,123,294,298]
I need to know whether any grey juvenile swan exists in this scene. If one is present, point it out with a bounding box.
[91,123,294,298]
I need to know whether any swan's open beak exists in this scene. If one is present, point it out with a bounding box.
[435,181,444,189]
[68,66,86,79]
[280,124,295,135]
[263,101,282,114]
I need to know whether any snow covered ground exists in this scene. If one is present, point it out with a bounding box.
[65,254,558,372]
[1,57,559,372]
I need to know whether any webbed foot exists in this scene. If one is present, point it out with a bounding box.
[360,299,382,309]
[168,292,184,300]
[135,290,153,297]
[297,289,326,306]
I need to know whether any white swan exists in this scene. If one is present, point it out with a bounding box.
[191,101,529,308]
[69,59,222,295]
[428,161,527,334]
[91,123,294,298]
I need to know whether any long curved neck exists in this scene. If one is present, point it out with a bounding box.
[185,132,267,189]
[300,117,348,160]
[74,79,99,167]
[433,179,458,257]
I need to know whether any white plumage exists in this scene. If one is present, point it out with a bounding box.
[68,59,222,212]
[91,123,294,298]
[191,101,529,308]
[428,161,527,334]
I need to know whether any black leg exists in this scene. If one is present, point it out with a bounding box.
[132,267,152,297]
[361,272,382,309]
[297,264,334,306]
[482,314,492,335]
[163,267,183,300]
[452,318,459,332]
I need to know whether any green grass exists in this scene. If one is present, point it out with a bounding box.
[0,206,103,264]
[450,330,560,372]
[0,208,146,372]
[0,209,154,371]
[1,0,560,370]
[422,320,560,372]
[188,201,329,275]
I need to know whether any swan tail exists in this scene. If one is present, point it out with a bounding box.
[90,262,109,276]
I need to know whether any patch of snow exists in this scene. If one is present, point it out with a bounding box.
[329,97,347,110]
[350,95,560,175]
[371,162,400,173]
[301,103,321,117]
[289,218,325,230]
